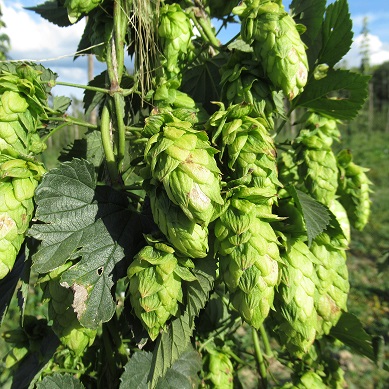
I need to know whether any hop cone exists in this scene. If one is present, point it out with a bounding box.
[127,243,196,340]
[329,199,351,243]
[207,103,280,202]
[158,4,192,77]
[0,159,45,279]
[337,149,372,230]
[144,114,223,226]
[271,239,319,357]
[206,350,234,389]
[293,129,338,205]
[148,184,209,258]
[65,0,103,23]
[235,0,308,100]
[41,264,97,356]
[215,196,280,329]
[276,371,328,389]
[311,240,349,336]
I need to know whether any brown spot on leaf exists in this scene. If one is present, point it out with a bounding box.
[71,283,88,321]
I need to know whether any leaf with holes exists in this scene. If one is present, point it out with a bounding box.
[29,159,142,329]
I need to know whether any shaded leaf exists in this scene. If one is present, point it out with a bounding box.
[52,96,71,113]
[29,159,142,328]
[290,0,326,69]
[83,71,108,116]
[148,313,193,388]
[289,187,330,245]
[25,1,73,28]
[120,351,152,389]
[317,0,353,67]
[295,69,370,120]
[35,373,85,389]
[331,312,377,362]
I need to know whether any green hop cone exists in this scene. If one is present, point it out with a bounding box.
[206,350,234,388]
[276,371,328,389]
[293,129,338,205]
[215,196,280,328]
[271,239,319,358]
[64,0,104,23]
[40,263,97,356]
[336,149,372,230]
[234,0,308,100]
[127,243,196,340]
[158,4,192,77]
[0,158,45,279]
[207,103,280,201]
[148,183,209,258]
[144,113,223,226]
[329,199,351,243]
[311,240,349,336]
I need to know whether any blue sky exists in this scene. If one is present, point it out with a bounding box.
[1,0,389,99]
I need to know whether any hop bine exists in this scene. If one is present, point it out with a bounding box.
[234,0,308,100]
[127,243,196,340]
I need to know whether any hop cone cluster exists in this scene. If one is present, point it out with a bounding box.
[158,4,192,77]
[127,243,196,340]
[64,0,103,23]
[337,149,372,230]
[234,0,308,100]
[143,111,223,226]
[206,350,234,389]
[40,264,97,356]
[215,195,280,329]
[0,159,45,279]
[207,103,280,202]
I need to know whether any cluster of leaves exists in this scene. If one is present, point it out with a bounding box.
[0,0,386,388]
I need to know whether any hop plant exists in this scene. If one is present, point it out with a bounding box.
[40,263,97,356]
[127,243,196,340]
[205,349,234,388]
[271,239,319,357]
[65,0,104,23]
[215,194,280,329]
[337,149,372,230]
[234,0,308,100]
[143,112,223,226]
[0,158,45,279]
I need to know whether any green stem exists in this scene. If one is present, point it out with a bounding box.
[196,15,220,48]
[100,103,119,184]
[46,115,98,129]
[189,12,210,45]
[113,93,126,171]
[40,122,69,143]
[259,324,272,357]
[252,328,267,389]
[55,80,110,94]
[113,0,126,85]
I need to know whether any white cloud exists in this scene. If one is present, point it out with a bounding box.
[343,33,389,68]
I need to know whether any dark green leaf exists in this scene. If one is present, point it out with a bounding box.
[317,0,353,67]
[120,351,152,389]
[181,55,226,113]
[83,71,108,116]
[289,187,330,245]
[148,313,193,387]
[295,69,370,120]
[186,255,217,324]
[331,312,377,363]
[25,1,73,28]
[156,348,202,389]
[59,130,104,168]
[290,0,326,69]
[52,96,71,113]
[0,250,25,326]
[35,373,85,389]
[29,159,142,328]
